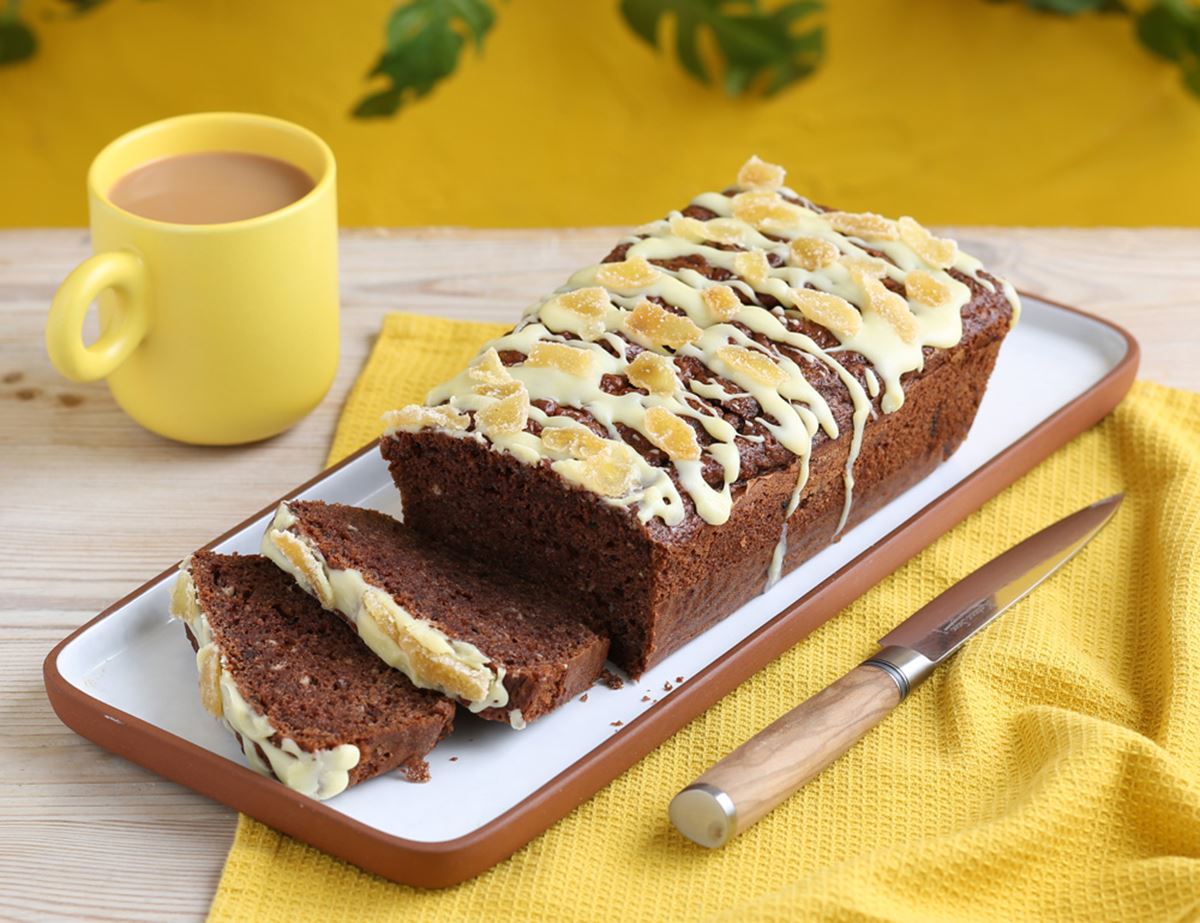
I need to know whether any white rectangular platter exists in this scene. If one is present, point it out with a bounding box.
[45,294,1137,887]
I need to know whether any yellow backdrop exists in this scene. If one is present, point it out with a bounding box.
[3,0,1199,227]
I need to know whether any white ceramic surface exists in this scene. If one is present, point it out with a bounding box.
[54,295,1128,843]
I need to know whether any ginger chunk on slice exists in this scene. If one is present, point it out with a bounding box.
[596,256,661,294]
[526,341,597,378]
[737,155,786,191]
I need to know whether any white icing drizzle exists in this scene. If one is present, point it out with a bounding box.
[388,157,1020,589]
[170,561,360,800]
[261,503,511,716]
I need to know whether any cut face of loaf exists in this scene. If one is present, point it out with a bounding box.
[170,552,455,799]
[260,500,609,727]
[381,157,1019,676]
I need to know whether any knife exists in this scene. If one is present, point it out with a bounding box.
[669,493,1123,849]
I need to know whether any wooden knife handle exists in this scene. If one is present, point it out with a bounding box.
[669,663,903,848]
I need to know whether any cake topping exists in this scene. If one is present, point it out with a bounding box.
[791,289,863,339]
[905,269,952,308]
[555,443,641,497]
[624,299,703,350]
[716,345,789,388]
[403,156,1019,542]
[476,388,530,436]
[827,211,900,241]
[196,643,224,718]
[541,424,607,458]
[384,404,470,433]
[788,237,839,271]
[736,155,786,191]
[626,351,680,395]
[643,406,702,462]
[700,284,743,323]
[898,216,958,269]
[526,341,597,378]
[855,269,919,343]
[595,256,660,293]
[731,190,807,231]
[733,250,772,286]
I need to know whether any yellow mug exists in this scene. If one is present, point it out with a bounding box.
[46,112,339,445]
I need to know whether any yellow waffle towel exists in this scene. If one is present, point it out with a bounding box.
[209,313,1200,922]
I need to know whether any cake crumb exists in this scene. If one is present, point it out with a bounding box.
[579,693,589,703]
[610,720,624,727]
[449,756,459,763]
[2,371,22,384]
[57,393,84,407]
[641,695,651,702]
[663,681,674,692]
[599,669,624,690]
[400,757,431,784]
[675,676,684,683]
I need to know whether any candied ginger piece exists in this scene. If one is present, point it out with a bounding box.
[788,237,839,271]
[704,218,749,245]
[643,406,701,462]
[596,256,660,294]
[468,347,511,386]
[557,443,641,498]
[541,425,607,459]
[196,645,223,718]
[716,345,789,388]
[731,191,807,232]
[898,216,958,269]
[384,404,470,432]
[737,155,786,191]
[854,270,919,343]
[669,214,709,243]
[905,269,952,307]
[626,351,679,396]
[476,388,529,437]
[555,287,610,339]
[840,254,889,278]
[525,341,597,378]
[473,378,525,400]
[625,300,702,350]
[701,284,742,322]
[791,289,863,339]
[828,211,899,241]
[733,250,771,286]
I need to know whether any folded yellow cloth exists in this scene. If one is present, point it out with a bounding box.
[209,312,1200,922]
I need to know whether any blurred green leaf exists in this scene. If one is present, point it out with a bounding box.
[0,16,35,65]
[354,0,495,118]
[1136,1,1193,60]
[618,0,825,96]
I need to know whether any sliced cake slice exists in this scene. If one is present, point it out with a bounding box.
[170,551,455,800]
[260,500,609,728]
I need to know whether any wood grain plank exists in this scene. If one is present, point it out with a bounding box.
[0,227,1196,921]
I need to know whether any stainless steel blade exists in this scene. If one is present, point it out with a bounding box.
[878,493,1123,664]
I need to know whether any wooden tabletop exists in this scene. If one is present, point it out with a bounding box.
[1,228,1196,921]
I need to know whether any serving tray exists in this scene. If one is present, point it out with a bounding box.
[44,293,1137,888]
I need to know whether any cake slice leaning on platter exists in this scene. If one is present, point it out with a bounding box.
[260,500,609,728]
[170,551,456,799]
[380,156,1021,678]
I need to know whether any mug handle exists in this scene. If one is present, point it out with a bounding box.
[46,250,150,382]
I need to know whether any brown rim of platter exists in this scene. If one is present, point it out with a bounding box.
[43,294,1139,889]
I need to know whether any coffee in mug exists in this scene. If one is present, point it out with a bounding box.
[109,152,315,225]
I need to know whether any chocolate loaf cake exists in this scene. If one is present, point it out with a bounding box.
[170,551,455,799]
[261,500,608,727]
[382,156,1020,676]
